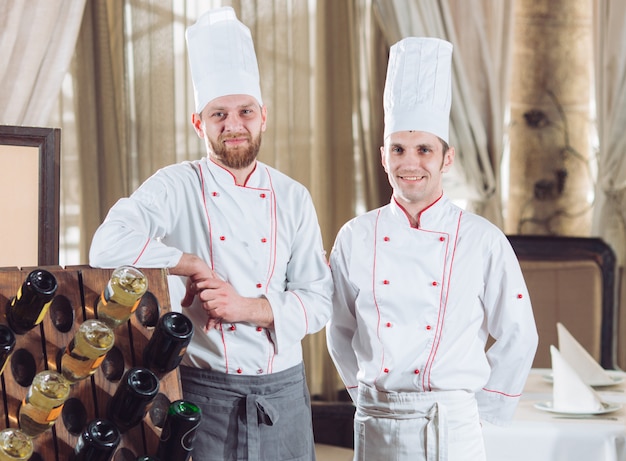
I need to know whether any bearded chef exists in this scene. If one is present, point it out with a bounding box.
[326,36,538,461]
[89,6,332,460]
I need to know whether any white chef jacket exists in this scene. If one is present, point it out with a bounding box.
[90,157,333,376]
[327,195,538,426]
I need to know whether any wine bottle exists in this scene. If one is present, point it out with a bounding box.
[107,367,159,433]
[135,457,160,461]
[156,400,202,461]
[6,269,58,334]
[143,312,193,374]
[73,419,120,461]
[0,428,33,461]
[18,370,71,437]
[96,266,148,329]
[0,324,16,376]
[61,319,115,383]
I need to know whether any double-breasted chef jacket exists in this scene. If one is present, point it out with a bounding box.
[327,195,538,425]
[90,157,333,376]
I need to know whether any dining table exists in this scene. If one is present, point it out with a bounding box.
[482,368,626,461]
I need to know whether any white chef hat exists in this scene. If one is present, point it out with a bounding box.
[185,6,263,113]
[383,37,453,143]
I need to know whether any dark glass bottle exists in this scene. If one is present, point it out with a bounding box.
[143,312,193,374]
[156,400,202,461]
[73,419,120,461]
[6,269,58,334]
[107,367,160,433]
[135,457,159,461]
[0,325,16,376]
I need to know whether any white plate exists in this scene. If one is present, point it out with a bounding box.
[542,371,624,387]
[534,400,622,415]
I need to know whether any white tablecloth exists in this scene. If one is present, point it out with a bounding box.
[483,369,626,461]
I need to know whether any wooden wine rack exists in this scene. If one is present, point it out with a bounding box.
[0,265,184,461]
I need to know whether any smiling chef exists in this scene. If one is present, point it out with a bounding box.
[326,36,538,461]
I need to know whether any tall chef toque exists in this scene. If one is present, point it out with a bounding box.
[383,37,453,143]
[185,6,263,114]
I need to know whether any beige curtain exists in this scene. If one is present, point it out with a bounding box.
[592,0,626,368]
[0,0,86,125]
[348,0,392,214]
[73,0,130,259]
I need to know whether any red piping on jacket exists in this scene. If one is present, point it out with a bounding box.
[264,166,278,371]
[422,210,462,391]
[133,238,151,266]
[198,163,215,270]
[372,209,386,386]
[198,162,229,372]
[482,387,522,398]
[198,160,281,374]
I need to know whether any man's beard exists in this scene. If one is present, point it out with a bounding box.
[209,132,262,169]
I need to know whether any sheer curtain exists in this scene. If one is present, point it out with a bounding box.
[0,0,86,126]
[592,0,626,368]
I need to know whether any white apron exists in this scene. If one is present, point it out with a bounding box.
[354,386,486,461]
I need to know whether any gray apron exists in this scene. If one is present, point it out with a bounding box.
[354,385,486,461]
[180,363,315,461]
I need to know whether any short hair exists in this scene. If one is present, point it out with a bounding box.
[439,137,449,153]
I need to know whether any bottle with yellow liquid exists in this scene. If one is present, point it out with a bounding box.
[0,428,33,461]
[61,319,115,383]
[18,370,71,437]
[96,266,148,329]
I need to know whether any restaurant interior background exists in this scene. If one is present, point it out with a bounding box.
[1,0,625,399]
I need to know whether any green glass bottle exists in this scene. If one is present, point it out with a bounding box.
[156,400,202,461]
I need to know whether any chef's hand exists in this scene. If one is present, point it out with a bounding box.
[195,277,274,332]
[169,253,216,308]
[169,253,274,332]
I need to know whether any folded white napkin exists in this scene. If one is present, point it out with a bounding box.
[550,345,605,412]
[557,322,613,386]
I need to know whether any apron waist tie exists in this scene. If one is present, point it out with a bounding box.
[245,394,279,461]
[425,402,447,461]
[356,386,469,461]
[359,401,447,461]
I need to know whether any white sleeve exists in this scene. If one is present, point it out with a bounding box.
[264,191,333,351]
[89,171,184,269]
[476,235,538,425]
[326,223,360,402]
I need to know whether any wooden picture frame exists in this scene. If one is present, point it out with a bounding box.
[0,125,60,266]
